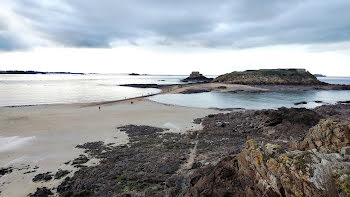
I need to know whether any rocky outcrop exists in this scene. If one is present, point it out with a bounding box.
[182,72,212,82]
[179,89,211,94]
[28,187,54,197]
[213,69,325,85]
[0,167,13,177]
[50,104,350,197]
[32,172,53,182]
[184,156,251,197]
[295,119,350,153]
[57,125,192,197]
[236,139,350,197]
[185,118,350,197]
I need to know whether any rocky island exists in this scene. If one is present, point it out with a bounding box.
[172,69,350,94]
[213,69,324,85]
[181,71,212,83]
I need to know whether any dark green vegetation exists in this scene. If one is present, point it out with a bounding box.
[213,69,325,85]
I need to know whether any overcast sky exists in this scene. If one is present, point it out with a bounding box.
[0,0,349,75]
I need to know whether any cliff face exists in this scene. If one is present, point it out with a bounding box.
[185,118,350,197]
[213,69,324,85]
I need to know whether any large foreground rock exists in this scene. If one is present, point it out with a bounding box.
[295,119,350,153]
[185,117,350,197]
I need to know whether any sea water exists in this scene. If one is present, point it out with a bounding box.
[0,74,349,108]
[149,90,350,110]
[318,77,350,85]
[0,74,185,107]
[149,77,350,110]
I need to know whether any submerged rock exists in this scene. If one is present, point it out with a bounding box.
[294,101,308,105]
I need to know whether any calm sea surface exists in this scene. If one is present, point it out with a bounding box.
[318,77,350,85]
[150,90,350,110]
[0,74,186,107]
[0,75,349,108]
[149,76,350,110]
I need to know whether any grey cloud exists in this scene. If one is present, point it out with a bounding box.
[0,33,26,51]
[0,16,26,50]
[1,0,350,50]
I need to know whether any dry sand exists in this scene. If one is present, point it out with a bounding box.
[0,99,218,197]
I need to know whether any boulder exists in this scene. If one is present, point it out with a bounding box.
[297,119,350,153]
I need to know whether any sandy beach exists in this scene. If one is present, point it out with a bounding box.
[0,99,218,196]
[162,82,266,94]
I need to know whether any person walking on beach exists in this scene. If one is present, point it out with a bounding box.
[99,106,101,111]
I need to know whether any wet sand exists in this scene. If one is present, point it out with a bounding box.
[160,82,266,94]
[0,99,218,196]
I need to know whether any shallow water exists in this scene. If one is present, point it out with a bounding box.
[0,74,186,107]
[0,136,36,152]
[318,77,350,85]
[0,75,348,107]
[149,90,350,110]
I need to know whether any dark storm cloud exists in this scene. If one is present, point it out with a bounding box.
[1,0,350,50]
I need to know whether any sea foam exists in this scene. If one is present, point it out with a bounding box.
[0,136,36,152]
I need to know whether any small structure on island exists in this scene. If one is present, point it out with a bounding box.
[181,71,212,82]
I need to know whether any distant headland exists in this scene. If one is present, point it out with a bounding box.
[314,74,327,77]
[0,70,85,75]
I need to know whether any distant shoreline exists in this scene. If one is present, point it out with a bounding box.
[0,70,84,75]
